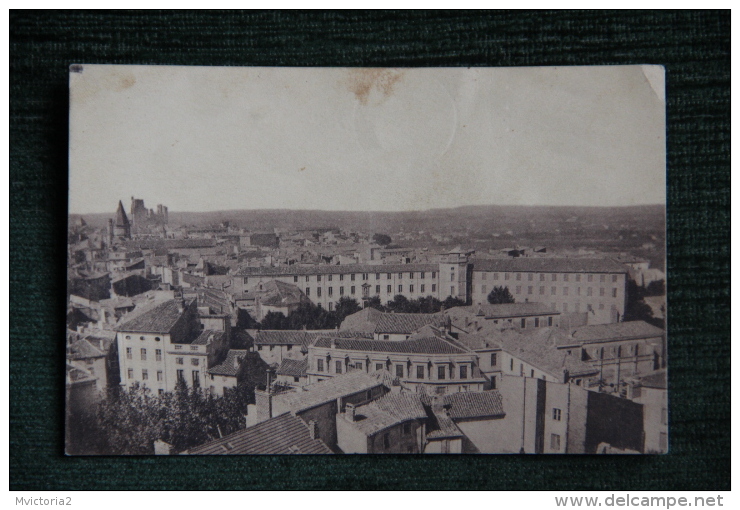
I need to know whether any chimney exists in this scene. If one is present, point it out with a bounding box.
[266,367,274,391]
[308,420,317,439]
[345,403,356,422]
[177,299,186,314]
[331,339,336,349]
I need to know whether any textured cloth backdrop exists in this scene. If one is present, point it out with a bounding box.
[10,10,730,490]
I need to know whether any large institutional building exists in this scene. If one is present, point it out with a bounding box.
[235,255,628,325]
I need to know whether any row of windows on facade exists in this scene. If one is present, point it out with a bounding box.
[476,272,620,283]
[124,335,161,341]
[314,359,469,380]
[590,343,647,359]
[244,271,440,286]
[128,368,201,385]
[495,317,554,329]
[305,283,439,297]
[474,284,620,298]
[125,348,202,361]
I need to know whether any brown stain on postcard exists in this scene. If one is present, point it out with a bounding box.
[346,69,404,105]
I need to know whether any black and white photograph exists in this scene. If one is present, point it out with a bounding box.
[65,64,667,455]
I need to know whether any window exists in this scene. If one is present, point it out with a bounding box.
[140,348,147,360]
[192,371,200,386]
[294,376,300,383]
[140,336,145,341]
[340,287,344,296]
[409,272,414,279]
[398,272,403,279]
[516,273,521,281]
[528,286,533,294]
[599,303,605,310]
[125,335,131,340]
[431,284,437,292]
[328,302,334,311]
[612,288,618,298]
[176,357,184,365]
[328,274,333,281]
[177,369,184,381]
[409,285,414,293]
[493,273,498,280]
[376,273,381,280]
[432,272,436,278]
[142,369,149,380]
[191,358,199,366]
[600,275,606,283]
[588,274,594,282]
[563,274,569,282]
[351,286,356,295]
[450,286,455,296]
[293,276,298,282]
[551,274,557,281]
[600,288,605,297]
[510,358,514,370]
[387,285,392,293]
[306,275,310,282]
[505,273,510,280]
[576,274,581,282]
[551,286,556,295]
[553,408,562,421]
[191,345,198,351]
[387,273,392,279]
[383,433,390,449]
[398,285,403,293]
[563,287,569,296]
[481,285,486,294]
[540,286,545,295]
[355,361,363,370]
[550,434,561,451]
[437,366,446,380]
[403,423,411,435]
[157,371,163,382]
[417,365,425,379]
[317,359,324,372]
[521,318,526,328]
[315,287,321,297]
[460,365,468,379]
[450,273,455,282]
[328,287,333,297]
[661,408,668,425]
[587,287,593,296]
[376,363,384,371]
[491,376,497,389]
[421,272,426,279]
[396,365,404,378]
[515,285,521,294]
[155,336,161,342]
[659,432,668,451]
[534,318,540,327]
[576,287,581,296]
[563,303,569,312]
[376,285,380,294]
[339,274,344,281]
[612,274,618,283]
[547,317,553,326]
[286,345,292,351]
[490,353,497,366]
[257,345,263,351]
[243,277,249,285]
[175,345,182,350]
[317,275,321,282]
[335,360,343,374]
[127,368,134,379]
[126,347,132,360]
[528,273,533,281]
[305,287,310,297]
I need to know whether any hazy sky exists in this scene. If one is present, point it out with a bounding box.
[69,65,665,214]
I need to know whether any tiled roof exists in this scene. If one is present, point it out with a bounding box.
[277,358,308,378]
[191,329,225,346]
[247,279,309,307]
[125,238,217,250]
[274,370,392,413]
[341,308,446,335]
[66,363,97,385]
[426,402,463,439]
[252,330,371,346]
[236,262,439,277]
[208,349,248,377]
[443,391,505,420]
[347,393,428,436]
[452,303,558,319]
[313,335,470,355]
[471,257,628,274]
[67,339,106,360]
[185,412,331,455]
[115,299,191,334]
[565,321,665,346]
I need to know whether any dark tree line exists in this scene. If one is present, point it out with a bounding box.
[487,286,516,304]
[365,294,466,314]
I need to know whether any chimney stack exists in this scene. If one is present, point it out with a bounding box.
[345,403,356,422]
[308,420,317,439]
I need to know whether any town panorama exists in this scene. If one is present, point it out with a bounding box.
[66,198,667,455]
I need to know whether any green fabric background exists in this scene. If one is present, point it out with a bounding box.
[10,10,730,491]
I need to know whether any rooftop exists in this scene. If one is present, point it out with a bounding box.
[189,329,225,346]
[276,358,309,378]
[347,393,428,436]
[251,329,372,346]
[341,308,446,335]
[273,370,392,413]
[208,349,248,377]
[185,412,331,455]
[67,339,106,360]
[236,262,439,277]
[450,302,558,319]
[470,257,628,274]
[114,299,192,334]
[562,321,665,346]
[443,391,505,420]
[634,370,667,390]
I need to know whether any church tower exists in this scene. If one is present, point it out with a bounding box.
[113,200,131,239]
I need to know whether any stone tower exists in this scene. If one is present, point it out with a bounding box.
[113,200,131,239]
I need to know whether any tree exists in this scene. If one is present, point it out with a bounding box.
[645,279,665,297]
[372,233,392,246]
[260,311,289,330]
[442,296,467,309]
[365,296,386,312]
[333,297,362,324]
[487,286,515,304]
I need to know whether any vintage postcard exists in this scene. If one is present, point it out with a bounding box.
[66,65,666,455]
